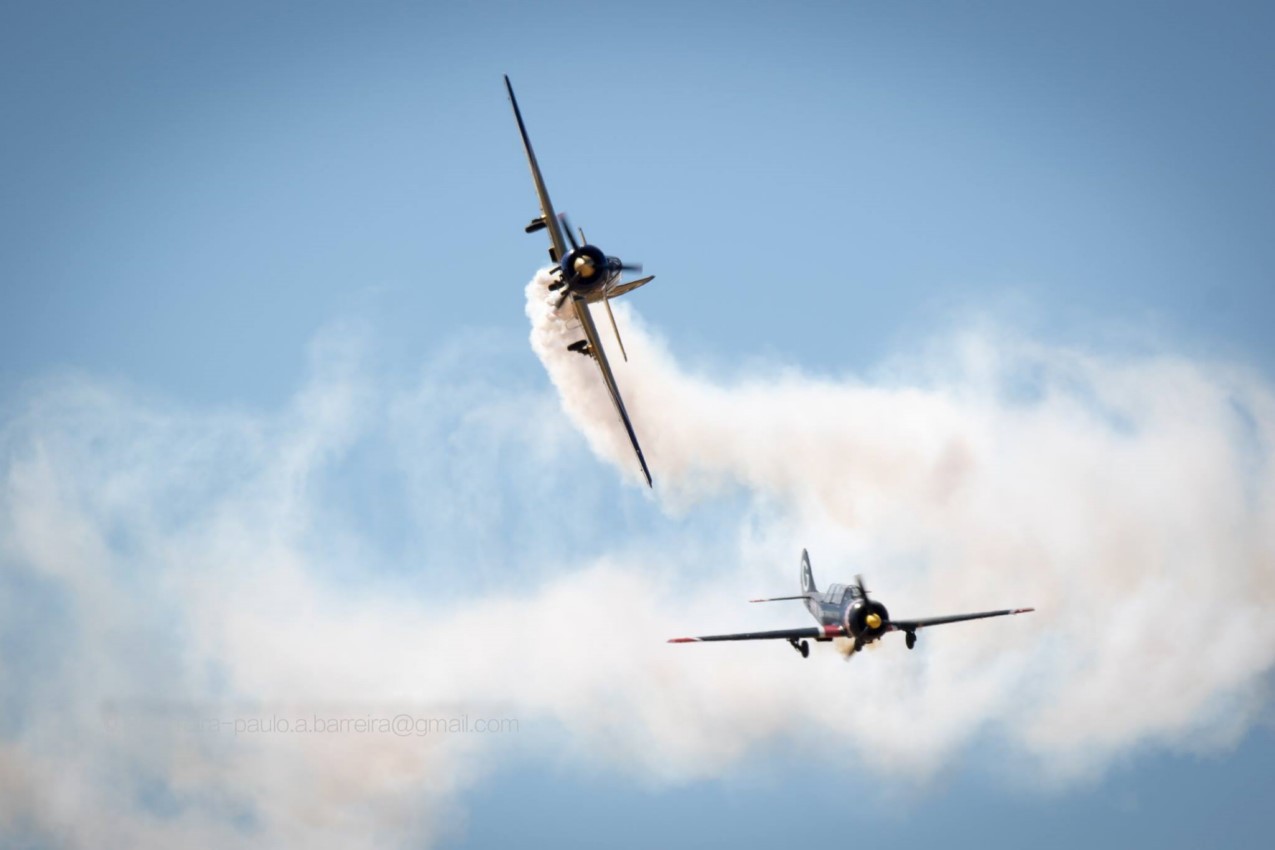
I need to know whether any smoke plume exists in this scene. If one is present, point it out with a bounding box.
[1,274,1273,847]
[526,269,1275,773]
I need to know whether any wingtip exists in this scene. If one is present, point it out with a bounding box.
[1013,607,1036,615]
[667,637,699,643]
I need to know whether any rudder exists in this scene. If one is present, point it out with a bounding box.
[800,549,817,594]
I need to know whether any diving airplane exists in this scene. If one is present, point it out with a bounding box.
[505,75,656,487]
[669,550,1035,657]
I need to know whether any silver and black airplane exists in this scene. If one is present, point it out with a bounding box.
[505,75,656,487]
[669,550,1035,657]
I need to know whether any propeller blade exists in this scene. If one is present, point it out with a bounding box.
[618,261,643,273]
[602,290,629,362]
[558,213,580,251]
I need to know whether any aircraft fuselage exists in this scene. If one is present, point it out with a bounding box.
[807,583,892,648]
[550,243,625,302]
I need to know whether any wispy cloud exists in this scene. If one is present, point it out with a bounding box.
[2,274,1273,847]
[527,270,1275,774]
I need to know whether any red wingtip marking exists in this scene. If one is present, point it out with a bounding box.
[749,598,765,603]
[1013,607,1036,614]
[668,637,699,643]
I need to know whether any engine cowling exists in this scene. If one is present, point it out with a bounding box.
[559,245,608,290]
[845,600,890,641]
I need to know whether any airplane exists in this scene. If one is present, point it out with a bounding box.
[669,550,1035,658]
[505,75,656,487]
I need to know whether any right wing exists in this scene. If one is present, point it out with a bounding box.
[569,293,653,487]
[889,608,1035,632]
[504,75,568,262]
[669,625,845,643]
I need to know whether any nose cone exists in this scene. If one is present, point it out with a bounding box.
[573,256,596,277]
[865,612,882,630]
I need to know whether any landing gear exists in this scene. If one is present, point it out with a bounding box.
[905,631,917,650]
[788,638,810,658]
[567,340,591,356]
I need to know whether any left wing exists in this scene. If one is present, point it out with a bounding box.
[889,607,1035,632]
[504,75,568,262]
[669,625,845,643]
[569,293,653,487]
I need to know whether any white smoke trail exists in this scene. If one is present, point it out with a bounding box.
[527,268,1275,772]
[4,280,1275,848]
[525,270,649,484]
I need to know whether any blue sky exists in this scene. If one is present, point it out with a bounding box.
[3,2,1275,848]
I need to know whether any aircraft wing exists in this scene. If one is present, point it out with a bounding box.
[569,293,654,487]
[889,607,1035,632]
[668,625,846,643]
[504,75,568,262]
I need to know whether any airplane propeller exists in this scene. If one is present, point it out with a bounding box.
[561,212,581,252]
[557,213,643,272]
[553,212,643,361]
[855,575,885,631]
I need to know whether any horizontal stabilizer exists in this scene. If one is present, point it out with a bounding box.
[592,275,655,302]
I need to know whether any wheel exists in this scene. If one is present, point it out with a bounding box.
[905,632,917,650]
[799,640,810,658]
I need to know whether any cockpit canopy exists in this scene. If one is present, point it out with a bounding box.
[824,583,862,605]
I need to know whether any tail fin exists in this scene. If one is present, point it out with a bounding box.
[746,549,818,604]
[800,549,817,594]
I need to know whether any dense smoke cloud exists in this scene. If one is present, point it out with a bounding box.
[527,269,1275,771]
[1,275,1272,847]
